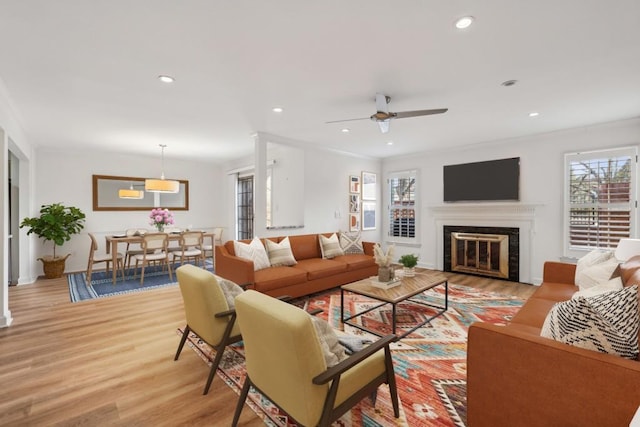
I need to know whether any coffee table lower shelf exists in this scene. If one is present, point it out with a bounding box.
[340,276,448,340]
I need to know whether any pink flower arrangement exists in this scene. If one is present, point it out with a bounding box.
[149,208,174,231]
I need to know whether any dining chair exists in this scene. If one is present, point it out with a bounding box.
[124,228,150,270]
[87,233,125,284]
[132,232,173,285]
[172,231,206,268]
[202,228,223,265]
[175,264,243,395]
[232,290,400,427]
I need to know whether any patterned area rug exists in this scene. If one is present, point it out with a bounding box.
[179,283,524,426]
[67,261,213,302]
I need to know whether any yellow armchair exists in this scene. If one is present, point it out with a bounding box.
[174,264,242,395]
[232,290,399,426]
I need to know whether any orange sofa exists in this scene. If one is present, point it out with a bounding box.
[214,233,378,298]
[467,256,640,427]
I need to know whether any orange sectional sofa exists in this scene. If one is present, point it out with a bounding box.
[467,256,640,427]
[214,233,378,298]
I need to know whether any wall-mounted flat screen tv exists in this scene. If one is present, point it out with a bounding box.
[443,157,520,202]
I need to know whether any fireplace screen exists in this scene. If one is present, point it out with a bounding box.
[451,232,509,279]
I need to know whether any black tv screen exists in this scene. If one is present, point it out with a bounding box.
[443,157,520,202]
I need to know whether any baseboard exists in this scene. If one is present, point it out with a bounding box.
[0,312,13,328]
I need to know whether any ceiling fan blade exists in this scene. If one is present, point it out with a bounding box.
[375,93,389,113]
[377,120,390,133]
[394,108,448,119]
[325,117,370,124]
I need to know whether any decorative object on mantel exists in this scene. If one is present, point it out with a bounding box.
[399,253,419,277]
[373,243,395,282]
[149,208,174,232]
[145,144,180,193]
[20,203,86,279]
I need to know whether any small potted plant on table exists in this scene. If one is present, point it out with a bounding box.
[20,203,86,279]
[398,254,419,277]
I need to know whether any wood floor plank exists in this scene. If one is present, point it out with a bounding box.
[0,271,535,425]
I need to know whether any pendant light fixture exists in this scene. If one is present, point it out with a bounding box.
[118,183,144,199]
[145,144,180,193]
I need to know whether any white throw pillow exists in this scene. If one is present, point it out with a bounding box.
[572,276,623,299]
[214,275,244,309]
[265,237,297,267]
[575,249,614,289]
[234,237,271,271]
[310,315,347,367]
[575,257,619,290]
[319,233,344,259]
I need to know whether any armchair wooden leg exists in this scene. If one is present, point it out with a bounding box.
[231,376,251,427]
[174,325,191,361]
[203,342,226,395]
[385,347,400,418]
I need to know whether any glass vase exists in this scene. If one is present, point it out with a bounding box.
[155,224,164,232]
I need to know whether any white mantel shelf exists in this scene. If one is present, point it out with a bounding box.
[429,203,544,284]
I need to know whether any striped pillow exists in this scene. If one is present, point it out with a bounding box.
[265,237,297,266]
[319,233,344,259]
[339,231,364,254]
[541,285,639,359]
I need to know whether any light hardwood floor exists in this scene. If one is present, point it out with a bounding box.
[0,271,536,426]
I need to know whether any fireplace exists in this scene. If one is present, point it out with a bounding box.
[444,225,519,282]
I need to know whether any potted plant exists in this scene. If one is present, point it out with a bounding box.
[20,203,86,279]
[398,253,419,277]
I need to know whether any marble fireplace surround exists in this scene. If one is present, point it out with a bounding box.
[430,204,540,284]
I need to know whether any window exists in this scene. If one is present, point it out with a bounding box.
[237,175,254,240]
[388,170,417,240]
[566,147,637,253]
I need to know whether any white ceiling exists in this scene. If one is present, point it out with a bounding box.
[1,1,639,163]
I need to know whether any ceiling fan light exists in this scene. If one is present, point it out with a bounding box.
[455,16,474,29]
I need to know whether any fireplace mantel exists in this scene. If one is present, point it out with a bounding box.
[430,203,542,283]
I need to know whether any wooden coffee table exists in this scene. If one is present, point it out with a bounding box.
[340,270,448,340]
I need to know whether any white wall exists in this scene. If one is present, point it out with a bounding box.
[27,148,225,278]
[382,117,640,284]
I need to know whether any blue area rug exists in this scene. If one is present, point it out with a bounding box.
[67,261,213,302]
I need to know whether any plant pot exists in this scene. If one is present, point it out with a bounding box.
[378,267,392,282]
[38,254,71,279]
[403,266,416,277]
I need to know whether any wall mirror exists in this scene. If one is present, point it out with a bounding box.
[92,174,189,211]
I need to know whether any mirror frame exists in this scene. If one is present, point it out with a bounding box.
[92,174,190,211]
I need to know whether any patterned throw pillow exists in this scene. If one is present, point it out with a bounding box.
[265,237,297,266]
[319,233,344,259]
[541,285,639,359]
[234,237,271,271]
[215,275,244,309]
[339,231,364,255]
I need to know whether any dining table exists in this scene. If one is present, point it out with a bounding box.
[105,232,215,284]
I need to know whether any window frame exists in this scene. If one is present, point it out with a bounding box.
[564,146,637,257]
[386,169,419,244]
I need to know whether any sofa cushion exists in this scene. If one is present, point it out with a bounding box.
[253,266,308,293]
[234,237,271,271]
[529,282,578,302]
[288,234,322,260]
[339,231,364,255]
[319,233,344,259]
[332,253,376,271]
[541,285,639,359]
[265,236,297,267]
[510,296,561,329]
[295,258,348,280]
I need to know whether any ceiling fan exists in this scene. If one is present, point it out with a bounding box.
[326,93,448,133]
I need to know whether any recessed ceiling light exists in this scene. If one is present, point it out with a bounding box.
[158,75,175,83]
[272,107,283,113]
[387,141,394,146]
[529,112,540,117]
[501,79,518,87]
[455,16,474,29]
[341,128,350,133]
